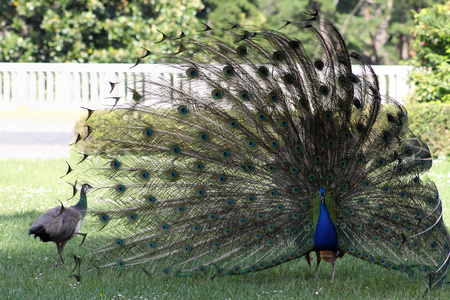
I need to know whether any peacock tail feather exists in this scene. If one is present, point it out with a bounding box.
[70,12,450,288]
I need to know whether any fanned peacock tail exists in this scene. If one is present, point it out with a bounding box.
[70,12,450,288]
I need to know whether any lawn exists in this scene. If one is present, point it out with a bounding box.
[0,157,449,299]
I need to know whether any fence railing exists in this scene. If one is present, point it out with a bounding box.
[0,63,412,109]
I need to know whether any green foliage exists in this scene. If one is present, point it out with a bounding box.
[0,0,203,63]
[408,2,450,103]
[405,103,450,156]
[258,0,436,64]
[0,0,444,64]
[73,110,125,154]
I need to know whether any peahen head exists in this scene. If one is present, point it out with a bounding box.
[81,183,93,194]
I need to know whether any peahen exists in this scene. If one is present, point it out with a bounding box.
[29,183,92,267]
[70,12,450,289]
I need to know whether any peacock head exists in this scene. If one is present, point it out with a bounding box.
[319,188,325,197]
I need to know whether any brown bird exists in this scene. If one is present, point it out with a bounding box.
[29,184,92,267]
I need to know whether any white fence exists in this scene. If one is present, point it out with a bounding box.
[0,63,412,109]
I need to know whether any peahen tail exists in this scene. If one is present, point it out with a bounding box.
[70,12,450,288]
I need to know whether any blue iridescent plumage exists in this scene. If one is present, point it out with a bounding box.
[313,189,338,252]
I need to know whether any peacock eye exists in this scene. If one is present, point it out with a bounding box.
[186,67,198,79]
[314,59,324,70]
[236,46,247,56]
[258,66,269,77]
[223,65,234,77]
[288,40,300,49]
[319,85,329,95]
[211,88,223,99]
[239,90,249,100]
[177,105,188,115]
[272,50,285,61]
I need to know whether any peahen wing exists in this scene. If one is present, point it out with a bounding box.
[72,14,450,287]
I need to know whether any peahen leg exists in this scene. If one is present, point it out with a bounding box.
[56,241,67,267]
[314,251,321,282]
[55,242,61,267]
[330,251,337,283]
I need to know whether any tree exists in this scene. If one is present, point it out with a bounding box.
[408,2,450,103]
[258,0,441,64]
[0,0,203,63]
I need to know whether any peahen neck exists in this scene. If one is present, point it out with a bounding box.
[313,189,338,251]
[74,189,88,211]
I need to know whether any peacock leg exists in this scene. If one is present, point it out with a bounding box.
[314,251,321,281]
[330,251,337,282]
[304,252,312,267]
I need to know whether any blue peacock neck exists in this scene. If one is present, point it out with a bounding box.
[313,188,338,251]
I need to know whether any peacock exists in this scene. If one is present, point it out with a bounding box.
[29,183,92,267]
[69,12,450,289]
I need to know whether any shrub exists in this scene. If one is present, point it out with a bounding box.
[408,3,450,103]
[404,103,449,157]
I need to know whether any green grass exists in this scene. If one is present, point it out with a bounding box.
[1,158,449,299]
